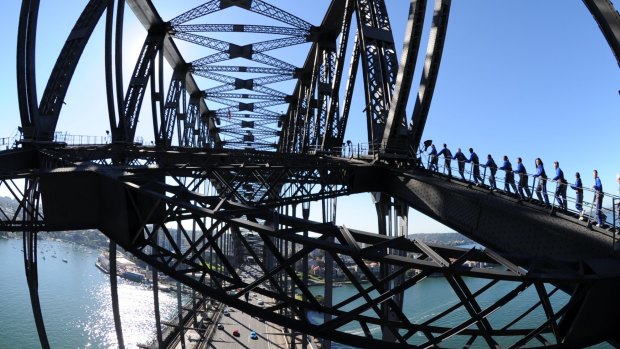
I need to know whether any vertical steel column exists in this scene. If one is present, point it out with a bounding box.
[109,241,125,348]
[114,0,126,142]
[105,0,119,140]
[299,46,321,152]
[324,0,355,149]
[391,201,408,308]
[373,193,408,342]
[21,178,50,349]
[373,193,393,341]
[158,67,187,147]
[322,197,336,349]
[301,201,310,349]
[150,228,163,347]
[16,0,41,141]
[176,226,186,349]
[191,220,199,329]
[309,45,336,150]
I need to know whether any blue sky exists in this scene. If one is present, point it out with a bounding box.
[0,1,618,234]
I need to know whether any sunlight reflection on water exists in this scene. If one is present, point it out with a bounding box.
[80,278,180,348]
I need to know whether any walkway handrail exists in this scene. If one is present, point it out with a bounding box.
[0,132,146,148]
[0,137,18,150]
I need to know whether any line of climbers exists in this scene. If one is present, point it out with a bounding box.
[427,143,613,228]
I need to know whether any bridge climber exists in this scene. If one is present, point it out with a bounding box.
[421,144,620,231]
[3,0,620,348]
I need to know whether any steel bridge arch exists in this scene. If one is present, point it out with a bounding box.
[9,1,620,348]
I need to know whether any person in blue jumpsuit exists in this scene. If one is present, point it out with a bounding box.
[532,158,550,207]
[483,154,497,190]
[428,144,438,172]
[499,155,517,194]
[551,161,567,211]
[466,148,483,185]
[570,172,584,220]
[452,148,467,180]
[592,170,604,227]
[514,157,531,200]
[437,143,452,177]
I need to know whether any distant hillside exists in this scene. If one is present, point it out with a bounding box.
[0,196,17,216]
[0,196,109,249]
[409,232,474,247]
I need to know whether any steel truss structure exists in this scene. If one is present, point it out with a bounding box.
[5,0,620,348]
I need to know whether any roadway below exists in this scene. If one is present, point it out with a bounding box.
[208,303,288,349]
[169,263,292,349]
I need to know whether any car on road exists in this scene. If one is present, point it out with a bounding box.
[223,309,230,316]
[217,323,224,330]
[257,299,264,305]
[232,329,240,337]
[250,330,258,340]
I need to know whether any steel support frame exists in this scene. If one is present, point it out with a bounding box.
[102,173,604,348]
[3,150,620,348]
[354,0,399,149]
[169,14,308,150]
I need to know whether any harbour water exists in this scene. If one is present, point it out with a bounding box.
[0,237,612,348]
[0,237,179,349]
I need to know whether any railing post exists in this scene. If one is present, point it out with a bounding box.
[611,198,620,231]
[586,192,597,228]
[613,197,617,240]
[552,180,559,208]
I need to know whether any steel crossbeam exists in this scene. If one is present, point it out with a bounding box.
[193,65,297,75]
[170,0,312,30]
[173,32,303,70]
[173,24,310,37]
